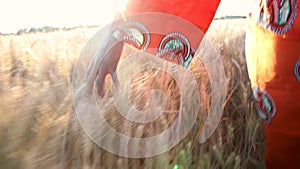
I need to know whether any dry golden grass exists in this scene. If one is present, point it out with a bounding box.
[0,19,265,169]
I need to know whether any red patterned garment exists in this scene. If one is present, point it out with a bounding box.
[124,0,220,33]
[115,0,220,67]
[119,0,300,168]
[246,0,300,168]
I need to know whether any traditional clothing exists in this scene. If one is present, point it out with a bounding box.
[116,0,220,67]
[119,0,300,168]
[246,0,300,168]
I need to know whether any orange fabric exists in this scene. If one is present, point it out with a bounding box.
[246,1,300,168]
[120,0,220,67]
[125,0,220,33]
[121,0,300,168]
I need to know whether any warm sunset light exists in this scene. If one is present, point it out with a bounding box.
[0,0,128,33]
[0,0,255,34]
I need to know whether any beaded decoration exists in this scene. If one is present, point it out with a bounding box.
[157,32,195,67]
[257,0,298,34]
[253,87,277,124]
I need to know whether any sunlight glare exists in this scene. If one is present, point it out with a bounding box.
[0,0,128,33]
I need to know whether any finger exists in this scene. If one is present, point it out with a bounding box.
[111,72,119,87]
[96,68,107,98]
[85,48,105,95]
[86,46,107,78]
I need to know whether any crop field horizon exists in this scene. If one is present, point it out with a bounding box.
[0,18,265,169]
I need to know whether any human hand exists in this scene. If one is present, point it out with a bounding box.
[85,30,124,98]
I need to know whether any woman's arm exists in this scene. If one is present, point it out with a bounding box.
[85,0,221,97]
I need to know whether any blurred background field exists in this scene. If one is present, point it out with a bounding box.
[0,18,265,169]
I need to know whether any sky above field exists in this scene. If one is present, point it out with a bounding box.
[0,0,254,34]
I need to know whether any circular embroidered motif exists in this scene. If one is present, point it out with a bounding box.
[157,32,195,67]
[295,59,300,82]
[113,21,150,51]
[253,87,277,124]
[257,0,298,34]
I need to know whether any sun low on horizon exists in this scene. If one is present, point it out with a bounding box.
[0,0,253,34]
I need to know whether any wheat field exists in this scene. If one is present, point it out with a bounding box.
[0,19,265,169]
